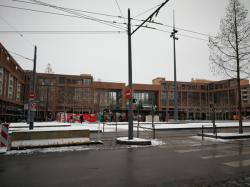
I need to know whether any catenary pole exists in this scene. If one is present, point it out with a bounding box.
[127,0,170,139]
[29,45,37,130]
[170,11,178,121]
[128,9,133,140]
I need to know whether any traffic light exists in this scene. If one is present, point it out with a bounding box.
[132,98,137,103]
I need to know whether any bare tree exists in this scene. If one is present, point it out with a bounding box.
[45,63,54,74]
[208,0,250,133]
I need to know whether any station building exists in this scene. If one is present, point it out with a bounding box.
[1,42,250,122]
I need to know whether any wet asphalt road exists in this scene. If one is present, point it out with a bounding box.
[1,129,250,187]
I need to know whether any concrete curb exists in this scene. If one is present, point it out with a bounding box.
[198,133,250,139]
[141,125,250,131]
[116,137,151,145]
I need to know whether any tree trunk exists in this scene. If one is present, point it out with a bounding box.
[234,1,243,133]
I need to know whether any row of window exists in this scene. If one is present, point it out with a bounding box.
[0,67,21,101]
[38,77,92,86]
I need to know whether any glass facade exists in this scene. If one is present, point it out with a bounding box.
[94,90,121,109]
[133,91,157,108]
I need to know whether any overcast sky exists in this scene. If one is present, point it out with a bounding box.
[0,0,249,84]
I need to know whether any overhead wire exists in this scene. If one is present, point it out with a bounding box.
[133,25,209,42]
[0,14,34,47]
[133,3,161,18]
[28,0,127,30]
[0,4,126,30]
[9,50,33,61]
[114,0,126,23]
[1,1,212,41]
[3,1,213,38]
[11,0,124,19]
[0,30,126,34]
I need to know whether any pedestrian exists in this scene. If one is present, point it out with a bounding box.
[80,115,83,124]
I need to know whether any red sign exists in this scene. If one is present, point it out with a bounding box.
[31,102,37,111]
[125,88,132,100]
[31,102,37,109]
[29,91,36,99]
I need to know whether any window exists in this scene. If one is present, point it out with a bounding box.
[0,68,3,96]
[8,74,14,99]
[83,79,91,85]
[16,81,21,101]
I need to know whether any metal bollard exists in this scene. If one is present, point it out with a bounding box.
[202,125,204,141]
[215,125,217,139]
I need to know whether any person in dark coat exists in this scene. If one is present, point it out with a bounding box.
[80,115,84,124]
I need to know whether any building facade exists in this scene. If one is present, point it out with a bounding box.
[0,43,25,122]
[1,42,250,122]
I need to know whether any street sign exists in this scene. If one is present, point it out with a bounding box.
[31,102,37,111]
[24,104,28,110]
[29,91,36,100]
[125,88,132,100]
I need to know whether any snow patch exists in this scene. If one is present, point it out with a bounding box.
[191,136,230,142]
[0,147,7,153]
[11,137,90,147]
[150,139,166,146]
[116,137,150,142]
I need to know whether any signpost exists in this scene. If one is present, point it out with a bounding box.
[29,91,36,100]
[125,88,132,100]
[31,102,37,112]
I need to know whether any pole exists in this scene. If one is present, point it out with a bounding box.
[126,1,170,139]
[170,11,178,121]
[27,76,31,124]
[46,85,49,121]
[29,45,37,130]
[152,106,155,139]
[212,105,216,134]
[137,100,140,138]
[128,9,133,140]
[165,84,168,122]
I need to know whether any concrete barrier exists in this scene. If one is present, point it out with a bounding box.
[9,129,90,149]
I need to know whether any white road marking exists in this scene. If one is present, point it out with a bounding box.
[224,159,250,168]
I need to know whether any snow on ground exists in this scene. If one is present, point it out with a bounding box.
[11,137,90,148]
[6,138,166,155]
[116,137,150,142]
[0,147,7,153]
[5,145,94,155]
[7,120,250,133]
[203,133,250,137]
[10,121,70,128]
[191,136,231,142]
